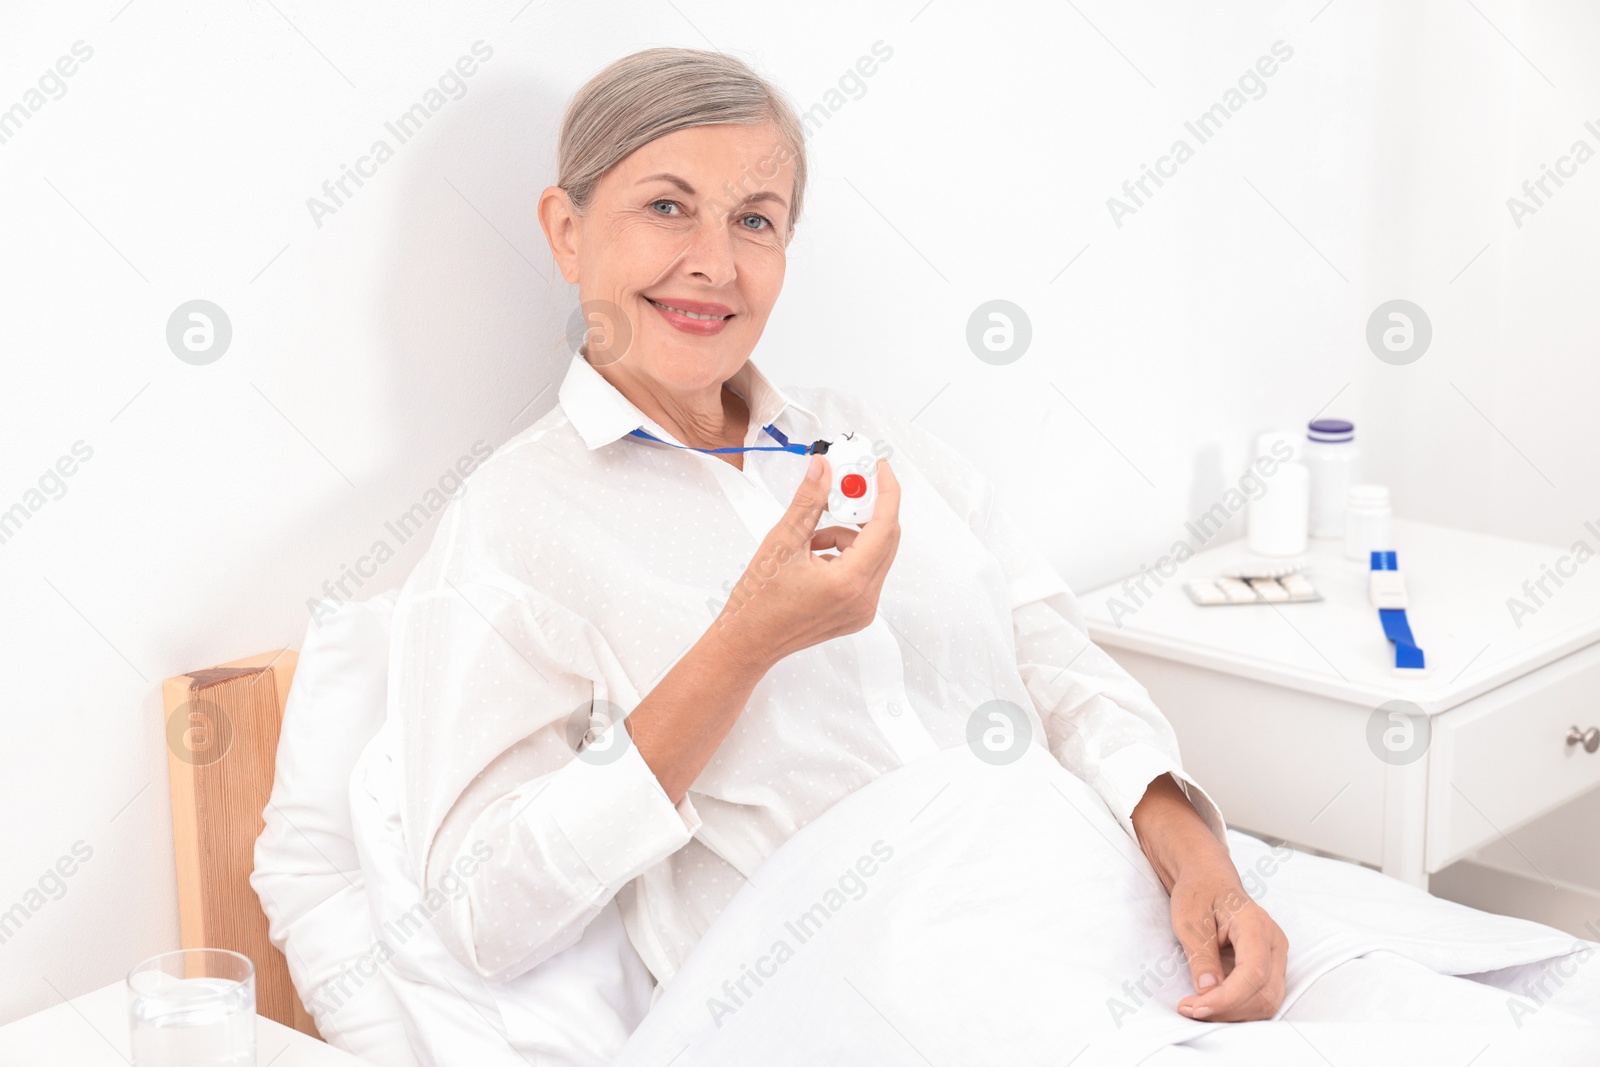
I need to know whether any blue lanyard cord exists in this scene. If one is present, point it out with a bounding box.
[627,424,828,456]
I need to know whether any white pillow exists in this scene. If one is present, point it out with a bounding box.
[251,591,420,1065]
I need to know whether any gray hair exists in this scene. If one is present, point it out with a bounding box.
[557,47,808,235]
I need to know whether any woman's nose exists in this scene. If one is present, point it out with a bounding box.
[677,216,739,284]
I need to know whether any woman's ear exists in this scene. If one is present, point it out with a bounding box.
[538,185,582,284]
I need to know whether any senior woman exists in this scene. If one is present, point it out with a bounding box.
[395,46,1287,1032]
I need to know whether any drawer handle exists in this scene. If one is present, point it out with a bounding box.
[1566,726,1600,754]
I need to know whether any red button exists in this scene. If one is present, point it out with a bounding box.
[840,473,867,498]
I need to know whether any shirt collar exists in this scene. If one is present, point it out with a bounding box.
[557,350,819,451]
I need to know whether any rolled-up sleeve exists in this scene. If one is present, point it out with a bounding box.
[435,730,701,982]
[393,494,702,984]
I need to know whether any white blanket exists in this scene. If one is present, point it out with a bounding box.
[611,744,1600,1066]
[349,713,1599,1066]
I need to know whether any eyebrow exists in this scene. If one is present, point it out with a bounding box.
[636,172,789,209]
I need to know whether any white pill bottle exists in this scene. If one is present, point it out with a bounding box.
[1304,419,1360,539]
[1344,484,1393,562]
[1247,431,1309,557]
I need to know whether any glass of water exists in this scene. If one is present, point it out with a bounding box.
[127,948,256,1067]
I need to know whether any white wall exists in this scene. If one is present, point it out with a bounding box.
[3,0,1594,1023]
[1353,0,1600,549]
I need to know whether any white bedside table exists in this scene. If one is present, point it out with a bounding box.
[0,981,373,1065]
[1078,518,1600,889]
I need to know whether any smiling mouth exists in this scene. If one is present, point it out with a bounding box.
[645,297,733,321]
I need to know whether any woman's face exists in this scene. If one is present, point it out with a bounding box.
[542,122,797,397]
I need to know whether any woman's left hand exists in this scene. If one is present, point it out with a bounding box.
[1167,857,1289,1022]
[1130,773,1289,1023]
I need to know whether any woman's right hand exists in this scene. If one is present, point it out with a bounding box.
[714,454,903,670]
[626,453,903,805]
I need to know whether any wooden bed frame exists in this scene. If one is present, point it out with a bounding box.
[160,650,320,1040]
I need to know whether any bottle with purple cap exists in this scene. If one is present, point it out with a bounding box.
[1305,418,1358,538]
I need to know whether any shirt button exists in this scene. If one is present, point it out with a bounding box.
[887,701,902,717]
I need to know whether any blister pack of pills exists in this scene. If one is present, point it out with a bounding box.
[1183,564,1321,606]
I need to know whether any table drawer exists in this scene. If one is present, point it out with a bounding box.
[1427,640,1600,871]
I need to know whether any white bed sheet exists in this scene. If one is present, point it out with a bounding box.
[1146,950,1600,1064]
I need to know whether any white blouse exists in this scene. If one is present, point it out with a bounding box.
[392,351,1227,990]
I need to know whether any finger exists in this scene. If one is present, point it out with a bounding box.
[1184,911,1277,1021]
[773,455,830,546]
[864,459,900,527]
[1244,914,1289,1017]
[1171,905,1224,1016]
[811,526,860,553]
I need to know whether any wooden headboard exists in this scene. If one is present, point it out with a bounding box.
[161,650,320,1040]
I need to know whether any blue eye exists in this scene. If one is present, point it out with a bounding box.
[650,199,770,230]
